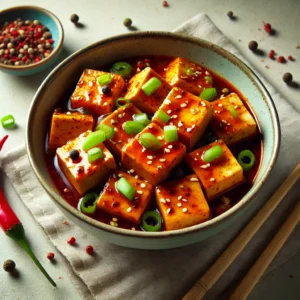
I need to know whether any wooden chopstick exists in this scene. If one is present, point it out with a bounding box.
[182,163,300,300]
[230,200,300,300]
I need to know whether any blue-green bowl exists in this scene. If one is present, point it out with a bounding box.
[0,6,64,76]
[26,32,280,249]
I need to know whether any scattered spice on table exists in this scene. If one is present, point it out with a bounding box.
[227,11,234,19]
[162,1,168,7]
[123,18,132,28]
[70,14,79,24]
[263,22,272,34]
[3,259,16,272]
[47,252,55,260]
[67,236,76,245]
[0,135,9,151]
[283,72,293,83]
[288,55,294,61]
[268,50,275,59]
[85,245,94,255]
[63,220,69,225]
[0,18,54,66]
[248,41,258,51]
[277,56,286,63]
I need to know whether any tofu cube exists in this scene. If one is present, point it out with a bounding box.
[122,123,186,185]
[99,103,142,156]
[57,131,117,196]
[185,140,243,200]
[211,93,257,144]
[164,57,213,95]
[97,171,153,224]
[71,69,125,116]
[152,87,213,151]
[156,175,210,231]
[124,67,171,114]
[48,110,94,150]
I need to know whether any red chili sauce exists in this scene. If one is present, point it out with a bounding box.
[45,56,263,231]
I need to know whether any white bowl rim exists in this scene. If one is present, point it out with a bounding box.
[26,31,281,239]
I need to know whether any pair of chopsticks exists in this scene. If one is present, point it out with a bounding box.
[183,163,300,300]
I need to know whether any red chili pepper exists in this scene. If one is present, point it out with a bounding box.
[0,135,8,151]
[288,55,294,61]
[263,22,272,34]
[0,188,56,286]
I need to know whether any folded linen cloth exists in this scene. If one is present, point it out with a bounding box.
[2,13,300,300]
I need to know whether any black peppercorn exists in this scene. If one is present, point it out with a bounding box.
[69,149,80,160]
[283,73,293,83]
[3,260,16,272]
[227,11,234,19]
[70,14,79,24]
[248,41,258,51]
[123,18,132,27]
[102,85,111,95]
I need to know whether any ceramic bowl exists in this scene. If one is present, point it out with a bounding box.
[26,32,280,249]
[0,6,64,76]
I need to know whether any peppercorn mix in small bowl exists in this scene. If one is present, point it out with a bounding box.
[0,6,64,76]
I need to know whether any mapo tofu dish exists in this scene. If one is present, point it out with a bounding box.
[45,56,262,232]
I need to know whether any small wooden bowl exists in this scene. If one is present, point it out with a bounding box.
[0,6,64,76]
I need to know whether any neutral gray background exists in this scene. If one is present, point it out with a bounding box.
[0,0,299,299]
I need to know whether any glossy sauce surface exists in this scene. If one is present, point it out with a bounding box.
[45,55,263,230]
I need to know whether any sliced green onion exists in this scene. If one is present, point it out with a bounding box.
[200,87,218,102]
[228,105,238,118]
[96,123,115,139]
[1,114,15,129]
[77,192,98,214]
[186,67,194,76]
[164,125,178,142]
[122,121,145,134]
[141,211,162,232]
[116,177,135,201]
[142,77,162,96]
[203,145,223,163]
[238,150,256,171]
[139,133,162,151]
[133,113,151,126]
[204,76,213,83]
[82,131,106,151]
[87,147,103,163]
[111,61,132,77]
[116,98,130,108]
[97,73,112,86]
[154,109,170,124]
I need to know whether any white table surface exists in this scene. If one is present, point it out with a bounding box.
[0,0,299,299]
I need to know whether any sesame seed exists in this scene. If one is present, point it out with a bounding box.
[205,71,210,75]
[66,112,71,115]
[167,109,172,114]
[147,155,154,160]
[157,165,162,169]
[186,128,192,132]
[234,105,238,109]
[179,184,184,188]
[135,175,139,179]
[198,85,202,88]
[178,121,183,127]
[201,101,206,107]
[131,227,136,231]
[182,198,188,202]
[221,119,227,124]
[141,183,146,188]
[190,177,199,182]
[157,188,161,192]
[194,158,198,161]
[110,221,118,227]
[113,174,117,179]
[118,113,125,118]
[147,160,153,165]
[165,99,171,105]
[161,198,166,203]
[210,178,216,182]
[180,103,187,108]
[118,174,123,177]
[167,208,172,214]
[178,195,183,200]
[159,158,166,162]
[192,124,195,129]
[182,208,188,213]
[114,128,118,132]
[177,203,182,207]
[175,95,183,99]
[166,198,171,202]
[157,136,163,140]
[172,115,178,119]
[164,148,171,153]
[168,145,173,149]
[89,81,93,87]
[111,119,116,125]
[103,102,108,106]
[129,169,134,173]
[142,148,146,152]
[200,164,210,169]
[148,125,153,128]
[127,207,132,212]
[218,104,223,107]
[112,217,118,221]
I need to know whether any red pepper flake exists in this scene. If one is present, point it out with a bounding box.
[263,22,272,34]
[288,55,294,61]
[162,1,168,7]
[0,135,9,151]
[63,220,69,225]
[268,50,275,59]
[47,252,55,260]
[67,236,76,245]
[85,245,94,255]
[277,56,286,63]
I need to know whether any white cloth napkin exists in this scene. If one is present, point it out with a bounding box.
[1,14,300,300]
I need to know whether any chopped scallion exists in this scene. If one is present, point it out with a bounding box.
[82,131,106,151]
[116,98,130,108]
[96,123,115,139]
[142,77,162,96]
[111,62,132,77]
[139,133,162,151]
[228,105,238,118]
[77,192,98,214]
[204,76,213,83]
[238,150,256,171]
[1,114,15,129]
[154,109,170,124]
[133,113,151,126]
[200,87,218,102]
[141,211,162,232]
[116,177,135,201]
[87,147,103,163]
[123,121,145,134]
[97,73,112,86]
[203,145,223,162]
[164,125,178,142]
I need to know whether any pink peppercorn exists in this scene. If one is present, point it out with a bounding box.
[288,55,294,61]
[47,252,55,260]
[162,1,168,7]
[85,245,94,255]
[277,56,286,63]
[263,22,272,34]
[67,236,76,245]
